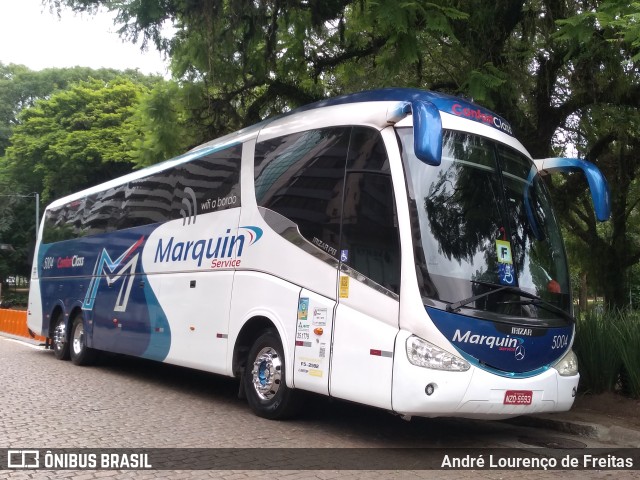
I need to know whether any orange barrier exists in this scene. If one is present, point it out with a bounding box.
[0,308,47,342]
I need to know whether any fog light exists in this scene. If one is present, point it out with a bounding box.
[425,383,436,396]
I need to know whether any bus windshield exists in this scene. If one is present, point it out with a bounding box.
[399,128,571,325]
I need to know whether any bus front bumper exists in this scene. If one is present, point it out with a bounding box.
[392,332,579,420]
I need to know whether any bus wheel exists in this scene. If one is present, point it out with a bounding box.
[244,330,298,419]
[52,316,70,360]
[70,315,96,366]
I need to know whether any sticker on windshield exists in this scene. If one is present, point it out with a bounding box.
[495,240,513,264]
[498,263,516,286]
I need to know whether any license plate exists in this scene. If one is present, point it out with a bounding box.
[504,390,532,405]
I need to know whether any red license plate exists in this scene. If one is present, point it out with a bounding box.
[504,390,532,405]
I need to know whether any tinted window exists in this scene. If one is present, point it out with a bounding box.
[347,127,391,172]
[42,144,242,243]
[255,128,351,258]
[343,128,400,293]
[256,126,400,294]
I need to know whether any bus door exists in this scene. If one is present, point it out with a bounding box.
[328,136,401,409]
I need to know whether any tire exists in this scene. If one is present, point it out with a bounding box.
[69,314,96,366]
[52,315,70,360]
[243,330,298,419]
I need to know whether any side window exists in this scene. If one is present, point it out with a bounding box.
[41,145,243,243]
[42,201,86,244]
[85,186,125,235]
[347,126,391,172]
[341,128,400,294]
[119,175,173,230]
[255,128,351,259]
[120,144,242,230]
[171,144,242,219]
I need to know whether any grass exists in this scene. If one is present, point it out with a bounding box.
[574,310,622,394]
[574,309,640,398]
[614,312,640,398]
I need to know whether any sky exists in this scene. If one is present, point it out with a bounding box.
[0,0,170,76]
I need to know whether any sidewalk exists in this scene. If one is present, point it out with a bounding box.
[512,392,640,447]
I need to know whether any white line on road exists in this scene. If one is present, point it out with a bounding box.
[1,336,48,350]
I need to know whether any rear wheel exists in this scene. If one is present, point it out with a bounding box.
[52,316,69,360]
[244,330,298,419]
[70,314,96,366]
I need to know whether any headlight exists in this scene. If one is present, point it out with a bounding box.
[552,349,578,376]
[406,336,470,371]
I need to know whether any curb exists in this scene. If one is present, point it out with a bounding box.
[508,414,640,447]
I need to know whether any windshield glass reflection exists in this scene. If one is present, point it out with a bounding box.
[399,128,571,324]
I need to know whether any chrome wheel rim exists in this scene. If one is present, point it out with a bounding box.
[53,321,66,352]
[251,346,282,400]
[72,322,84,356]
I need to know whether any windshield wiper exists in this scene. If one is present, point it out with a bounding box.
[446,282,509,312]
[446,280,574,323]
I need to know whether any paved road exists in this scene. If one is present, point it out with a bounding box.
[0,335,636,479]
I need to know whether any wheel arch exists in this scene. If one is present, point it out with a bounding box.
[68,305,84,322]
[232,315,279,378]
[48,304,66,338]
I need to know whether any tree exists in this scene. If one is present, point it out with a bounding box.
[0,62,161,157]
[126,80,201,167]
[2,78,150,203]
[48,0,467,140]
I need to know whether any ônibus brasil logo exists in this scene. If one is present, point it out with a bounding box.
[82,237,145,313]
[154,226,263,269]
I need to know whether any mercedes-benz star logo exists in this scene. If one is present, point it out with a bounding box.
[515,344,526,361]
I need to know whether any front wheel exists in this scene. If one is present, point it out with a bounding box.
[70,314,96,366]
[243,330,298,419]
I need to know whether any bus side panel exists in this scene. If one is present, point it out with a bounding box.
[157,271,234,373]
[27,268,44,336]
[29,241,58,336]
[141,209,243,370]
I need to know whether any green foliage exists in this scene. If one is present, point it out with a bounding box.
[2,78,149,203]
[574,310,622,394]
[615,312,640,398]
[556,1,640,61]
[575,309,640,399]
[126,81,199,167]
[463,64,508,107]
[0,62,160,156]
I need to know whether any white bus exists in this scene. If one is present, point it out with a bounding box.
[28,88,610,420]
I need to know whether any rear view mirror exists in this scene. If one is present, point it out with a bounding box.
[411,100,443,166]
[534,157,611,222]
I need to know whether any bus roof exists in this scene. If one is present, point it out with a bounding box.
[310,88,513,137]
[46,88,513,210]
